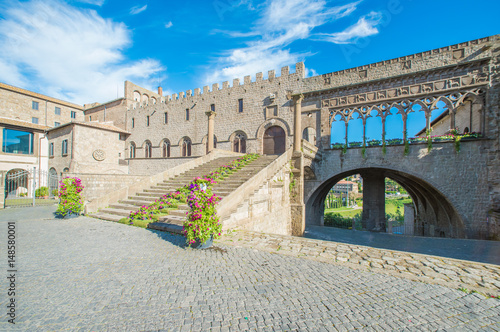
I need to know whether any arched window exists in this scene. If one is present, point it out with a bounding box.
[145,141,152,158]
[162,140,170,158]
[233,133,246,153]
[302,127,316,144]
[182,138,192,157]
[129,142,136,158]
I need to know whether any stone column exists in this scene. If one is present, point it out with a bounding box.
[361,171,386,232]
[0,171,5,209]
[206,111,216,153]
[293,94,304,152]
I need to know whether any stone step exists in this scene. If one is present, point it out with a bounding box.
[144,189,168,194]
[109,203,140,211]
[128,195,157,202]
[136,192,164,198]
[169,210,189,217]
[91,213,123,222]
[99,208,133,217]
[147,221,183,234]
[119,199,153,206]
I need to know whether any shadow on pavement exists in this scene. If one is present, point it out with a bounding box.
[305,225,500,265]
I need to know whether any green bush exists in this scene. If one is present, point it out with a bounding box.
[35,186,49,197]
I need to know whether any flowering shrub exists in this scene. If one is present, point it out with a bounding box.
[183,182,222,246]
[56,177,84,217]
[128,154,260,245]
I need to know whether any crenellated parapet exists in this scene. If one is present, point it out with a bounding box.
[159,62,306,106]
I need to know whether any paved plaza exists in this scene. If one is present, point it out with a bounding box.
[1,206,499,331]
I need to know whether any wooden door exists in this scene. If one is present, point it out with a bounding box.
[263,126,285,155]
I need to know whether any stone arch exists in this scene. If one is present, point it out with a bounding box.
[141,94,149,104]
[255,118,291,141]
[151,97,157,105]
[302,127,316,144]
[161,139,170,158]
[229,131,247,153]
[202,135,217,154]
[305,166,466,238]
[133,91,141,102]
[263,126,286,155]
[143,140,152,158]
[180,137,192,157]
[129,141,136,159]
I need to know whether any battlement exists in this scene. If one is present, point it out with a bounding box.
[318,36,492,81]
[164,62,305,103]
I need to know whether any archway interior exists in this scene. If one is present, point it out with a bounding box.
[308,167,465,238]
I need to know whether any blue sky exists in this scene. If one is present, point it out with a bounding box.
[0,0,498,105]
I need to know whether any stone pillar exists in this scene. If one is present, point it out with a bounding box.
[206,111,216,153]
[0,171,5,209]
[290,152,305,236]
[293,94,304,152]
[361,171,386,232]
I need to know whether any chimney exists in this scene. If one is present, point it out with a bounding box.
[158,86,163,96]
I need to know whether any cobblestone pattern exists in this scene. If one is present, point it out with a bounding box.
[218,230,500,298]
[0,209,499,331]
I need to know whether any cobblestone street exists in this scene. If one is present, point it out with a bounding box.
[1,207,499,331]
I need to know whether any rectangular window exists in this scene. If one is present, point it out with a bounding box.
[71,111,76,119]
[210,104,215,112]
[186,109,189,121]
[238,99,243,113]
[89,116,92,121]
[132,118,135,128]
[32,117,39,124]
[2,128,33,154]
[55,107,61,115]
[62,139,68,155]
[147,116,150,126]
[32,101,39,110]
[164,112,168,124]
[54,122,60,127]
[49,143,54,157]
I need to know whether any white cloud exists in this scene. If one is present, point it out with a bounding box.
[74,0,105,6]
[0,0,164,104]
[316,12,382,44]
[164,21,173,29]
[206,0,361,84]
[130,4,147,15]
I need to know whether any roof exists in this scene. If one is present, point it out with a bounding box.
[0,82,83,110]
[336,180,357,185]
[84,97,126,111]
[0,117,50,131]
[46,120,130,135]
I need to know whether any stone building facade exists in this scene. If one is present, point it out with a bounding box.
[0,82,84,128]
[46,121,130,176]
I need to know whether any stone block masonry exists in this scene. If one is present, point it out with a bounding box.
[218,230,500,297]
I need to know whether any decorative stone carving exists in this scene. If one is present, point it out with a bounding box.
[92,149,106,161]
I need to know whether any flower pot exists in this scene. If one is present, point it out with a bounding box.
[190,236,214,249]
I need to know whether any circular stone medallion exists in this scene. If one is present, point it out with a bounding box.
[92,149,106,161]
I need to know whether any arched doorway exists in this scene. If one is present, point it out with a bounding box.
[263,126,285,155]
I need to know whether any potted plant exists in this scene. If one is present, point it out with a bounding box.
[182,177,222,249]
[35,186,49,199]
[55,177,84,218]
[348,141,362,148]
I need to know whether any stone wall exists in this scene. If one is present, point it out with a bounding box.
[124,63,304,161]
[128,156,198,175]
[220,148,295,235]
[305,140,494,239]
[67,172,147,203]
[84,99,128,130]
[0,82,84,127]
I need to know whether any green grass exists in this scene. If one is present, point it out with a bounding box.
[5,198,58,207]
[325,198,412,217]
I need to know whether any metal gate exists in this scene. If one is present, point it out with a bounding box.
[4,167,59,208]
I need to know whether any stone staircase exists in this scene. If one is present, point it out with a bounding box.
[90,156,239,222]
[148,155,278,234]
